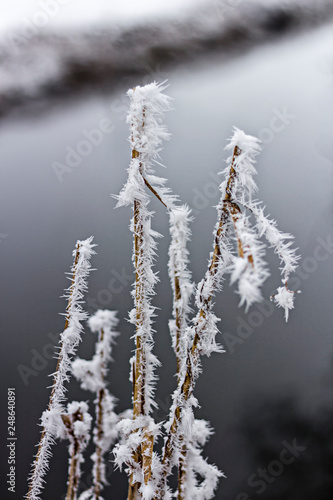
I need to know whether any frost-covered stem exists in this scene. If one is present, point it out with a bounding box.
[174,272,186,500]
[133,195,145,419]
[128,150,153,499]
[72,310,120,500]
[62,413,82,500]
[168,205,194,380]
[168,206,194,499]
[27,239,95,500]
[26,244,80,499]
[173,273,182,379]
[127,478,138,500]
[129,174,145,500]
[94,389,104,499]
[225,200,254,266]
[142,428,154,484]
[62,402,91,500]
[173,274,186,500]
[157,148,241,497]
[94,327,106,500]
[116,83,175,498]
[177,447,187,500]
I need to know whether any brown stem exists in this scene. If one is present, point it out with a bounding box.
[155,146,242,499]
[177,442,187,500]
[27,243,81,500]
[143,176,167,207]
[133,198,145,419]
[171,230,188,498]
[225,200,254,266]
[142,429,154,485]
[94,389,104,499]
[127,97,168,497]
[174,271,182,382]
[61,410,84,500]
[127,146,149,499]
[94,328,105,500]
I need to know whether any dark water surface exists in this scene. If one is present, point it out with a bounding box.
[1,21,333,499]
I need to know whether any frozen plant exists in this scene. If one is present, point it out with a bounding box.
[115,84,300,500]
[27,83,300,500]
[115,82,178,499]
[221,128,301,318]
[167,205,222,499]
[61,401,92,500]
[168,205,195,381]
[167,205,195,498]
[27,237,96,500]
[72,310,122,500]
[156,126,300,499]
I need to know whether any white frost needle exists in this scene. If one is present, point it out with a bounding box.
[61,401,92,500]
[116,82,176,498]
[27,237,96,500]
[271,283,301,322]
[221,127,300,313]
[168,205,195,377]
[26,87,301,500]
[72,309,121,499]
[158,127,300,499]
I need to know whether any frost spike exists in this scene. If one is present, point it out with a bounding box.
[155,150,242,499]
[72,310,121,499]
[168,205,195,498]
[223,127,300,313]
[27,237,96,500]
[116,83,175,499]
[168,205,194,381]
[61,402,92,500]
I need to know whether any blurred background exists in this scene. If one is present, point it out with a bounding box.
[0,0,333,498]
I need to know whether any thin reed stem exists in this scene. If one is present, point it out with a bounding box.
[156,146,242,498]
[27,244,81,500]
[93,327,105,500]
[61,412,82,500]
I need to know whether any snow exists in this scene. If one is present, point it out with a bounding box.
[1,0,332,119]
[0,0,207,35]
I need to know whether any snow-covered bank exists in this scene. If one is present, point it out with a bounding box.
[0,0,333,118]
